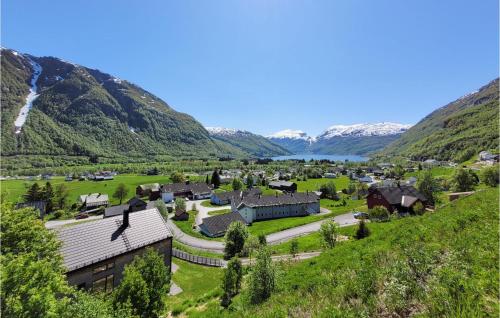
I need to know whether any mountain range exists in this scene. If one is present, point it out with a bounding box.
[1,48,498,163]
[267,123,412,155]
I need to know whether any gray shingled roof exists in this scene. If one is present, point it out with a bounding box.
[161,182,211,195]
[237,192,318,209]
[269,180,295,187]
[55,208,172,272]
[213,188,262,201]
[372,185,427,205]
[200,212,246,237]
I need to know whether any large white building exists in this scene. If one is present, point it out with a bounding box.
[231,192,320,224]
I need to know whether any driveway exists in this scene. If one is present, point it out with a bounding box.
[188,200,231,226]
[166,218,225,253]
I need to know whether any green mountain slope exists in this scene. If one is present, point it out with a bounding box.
[381,79,499,161]
[207,127,292,158]
[199,189,499,317]
[1,48,246,160]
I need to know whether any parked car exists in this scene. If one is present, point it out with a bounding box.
[353,211,369,219]
[75,213,89,220]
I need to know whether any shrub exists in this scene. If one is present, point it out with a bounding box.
[369,206,390,222]
[224,221,249,260]
[413,201,425,215]
[481,166,499,187]
[319,219,339,249]
[355,219,370,239]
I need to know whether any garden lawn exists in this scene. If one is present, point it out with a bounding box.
[166,259,223,316]
[207,209,231,216]
[293,175,351,192]
[172,210,224,241]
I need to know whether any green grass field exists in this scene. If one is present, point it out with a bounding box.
[207,209,231,216]
[0,174,176,205]
[293,175,351,192]
[166,259,223,316]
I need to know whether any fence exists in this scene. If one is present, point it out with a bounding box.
[172,248,226,267]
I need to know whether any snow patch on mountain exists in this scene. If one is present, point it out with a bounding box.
[318,122,412,139]
[206,127,249,136]
[267,129,315,141]
[14,57,42,134]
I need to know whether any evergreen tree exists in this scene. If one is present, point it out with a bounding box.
[232,177,243,191]
[355,219,371,239]
[224,221,248,260]
[211,169,221,189]
[42,182,55,212]
[24,183,41,202]
[248,247,277,304]
[55,184,69,210]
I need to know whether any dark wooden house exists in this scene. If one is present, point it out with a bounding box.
[367,185,428,213]
[56,208,172,292]
[268,180,297,193]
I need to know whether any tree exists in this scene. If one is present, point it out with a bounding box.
[55,184,70,210]
[417,170,439,206]
[244,235,259,264]
[355,219,371,239]
[320,219,339,249]
[248,247,277,304]
[62,291,133,318]
[220,257,243,307]
[290,238,299,258]
[154,199,168,218]
[258,233,267,246]
[393,164,405,179]
[369,205,390,222]
[232,177,243,191]
[24,183,41,202]
[114,248,170,317]
[41,182,55,212]
[319,181,337,199]
[224,221,248,260]
[413,201,425,215]
[174,197,186,213]
[170,171,185,184]
[481,166,499,187]
[113,183,129,204]
[245,175,254,189]
[211,169,221,188]
[451,168,477,192]
[1,205,72,317]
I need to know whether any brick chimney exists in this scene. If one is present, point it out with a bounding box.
[123,209,130,228]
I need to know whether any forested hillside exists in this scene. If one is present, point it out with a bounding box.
[1,49,244,160]
[381,79,499,161]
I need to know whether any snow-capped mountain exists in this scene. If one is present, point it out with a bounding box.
[267,122,412,155]
[317,122,412,139]
[206,127,291,157]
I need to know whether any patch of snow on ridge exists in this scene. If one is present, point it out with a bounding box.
[205,127,240,136]
[318,122,412,139]
[267,129,314,141]
[14,57,42,134]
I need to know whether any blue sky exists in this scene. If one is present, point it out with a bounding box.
[2,0,498,136]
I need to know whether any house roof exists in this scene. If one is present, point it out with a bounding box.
[79,193,109,205]
[213,188,262,201]
[401,195,418,208]
[161,182,211,195]
[138,183,160,191]
[371,185,427,205]
[236,192,319,209]
[104,204,129,218]
[269,180,296,187]
[55,208,172,272]
[200,212,247,237]
[127,197,146,207]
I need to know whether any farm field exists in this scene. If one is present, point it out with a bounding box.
[0,174,206,205]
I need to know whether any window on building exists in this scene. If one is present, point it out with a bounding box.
[93,262,115,274]
[92,274,114,292]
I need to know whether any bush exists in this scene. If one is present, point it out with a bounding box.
[224,221,249,260]
[369,206,390,222]
[320,219,339,249]
[355,220,370,239]
[413,201,425,215]
[481,166,499,187]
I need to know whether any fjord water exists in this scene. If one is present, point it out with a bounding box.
[270,154,369,162]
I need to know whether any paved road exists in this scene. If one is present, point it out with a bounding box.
[168,211,359,252]
[267,212,358,245]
